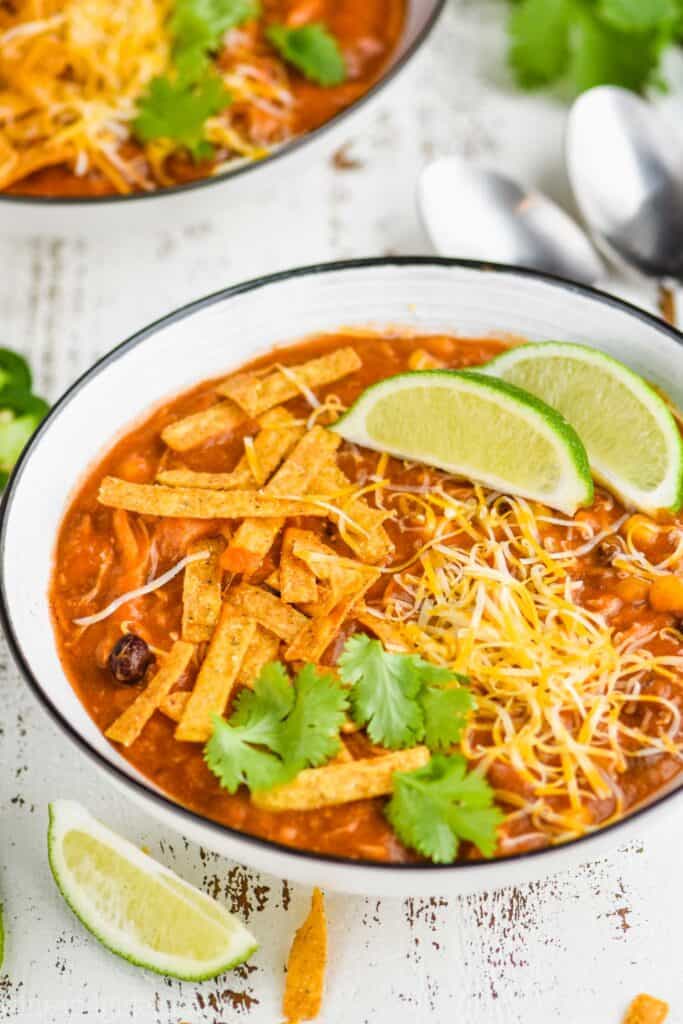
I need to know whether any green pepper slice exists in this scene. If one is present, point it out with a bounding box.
[0,388,49,488]
[0,349,32,393]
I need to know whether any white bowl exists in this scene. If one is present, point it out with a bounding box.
[2,258,682,896]
[0,0,444,237]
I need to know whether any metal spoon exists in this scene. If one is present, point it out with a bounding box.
[418,156,604,285]
[567,85,683,322]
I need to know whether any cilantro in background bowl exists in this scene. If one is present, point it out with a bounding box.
[508,0,683,96]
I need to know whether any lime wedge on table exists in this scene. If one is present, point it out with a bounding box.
[48,801,258,980]
[331,370,593,515]
[483,342,683,514]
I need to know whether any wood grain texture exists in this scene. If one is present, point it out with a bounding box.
[0,2,680,1021]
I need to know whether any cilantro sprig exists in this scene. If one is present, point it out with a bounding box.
[339,634,474,751]
[205,661,348,793]
[266,23,347,86]
[134,72,231,160]
[134,0,259,158]
[508,0,682,96]
[204,639,501,865]
[385,754,503,863]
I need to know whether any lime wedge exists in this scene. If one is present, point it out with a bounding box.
[48,801,258,980]
[483,342,683,513]
[331,370,593,514]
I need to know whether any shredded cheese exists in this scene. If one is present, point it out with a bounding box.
[0,1,297,193]
[359,482,683,841]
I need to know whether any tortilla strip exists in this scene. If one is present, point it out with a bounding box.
[236,624,281,687]
[265,569,281,591]
[222,427,340,573]
[98,478,327,520]
[282,888,327,1024]
[182,538,224,643]
[623,995,669,1024]
[218,347,362,416]
[225,583,308,643]
[313,464,394,564]
[175,611,256,742]
[157,408,303,491]
[252,747,430,811]
[328,740,353,765]
[105,641,195,747]
[280,529,318,604]
[293,538,377,606]
[285,571,379,662]
[161,400,245,452]
[355,607,409,651]
[159,690,191,722]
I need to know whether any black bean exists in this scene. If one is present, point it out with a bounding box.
[108,634,154,685]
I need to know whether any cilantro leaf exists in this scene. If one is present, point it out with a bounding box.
[205,660,348,795]
[385,755,503,863]
[340,634,424,749]
[339,634,473,751]
[509,0,571,88]
[275,663,348,772]
[266,23,346,86]
[133,69,231,160]
[508,0,678,96]
[421,685,475,753]
[205,712,287,793]
[568,9,666,94]
[171,0,260,55]
[598,0,678,33]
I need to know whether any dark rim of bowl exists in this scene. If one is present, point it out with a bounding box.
[0,1,446,208]
[1,257,682,873]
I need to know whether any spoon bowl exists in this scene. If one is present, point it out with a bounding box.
[567,86,683,281]
[418,156,603,284]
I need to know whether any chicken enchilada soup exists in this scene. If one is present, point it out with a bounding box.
[51,331,683,864]
[0,0,405,197]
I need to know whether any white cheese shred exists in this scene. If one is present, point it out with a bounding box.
[73,549,210,627]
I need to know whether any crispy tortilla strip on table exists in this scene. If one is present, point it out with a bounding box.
[280,529,319,604]
[623,995,669,1024]
[282,887,327,1024]
[285,571,380,662]
[161,400,245,452]
[313,464,394,564]
[236,624,281,687]
[175,612,256,742]
[157,407,304,491]
[98,478,327,519]
[222,427,341,573]
[105,641,195,747]
[159,689,191,722]
[253,746,430,811]
[225,583,308,643]
[218,347,362,416]
[182,538,224,643]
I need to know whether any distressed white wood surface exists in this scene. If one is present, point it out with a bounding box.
[1,2,682,1021]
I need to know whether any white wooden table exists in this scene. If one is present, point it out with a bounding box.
[1,2,681,1021]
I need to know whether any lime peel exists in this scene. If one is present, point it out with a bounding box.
[332,369,593,515]
[482,341,683,514]
[48,800,258,980]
